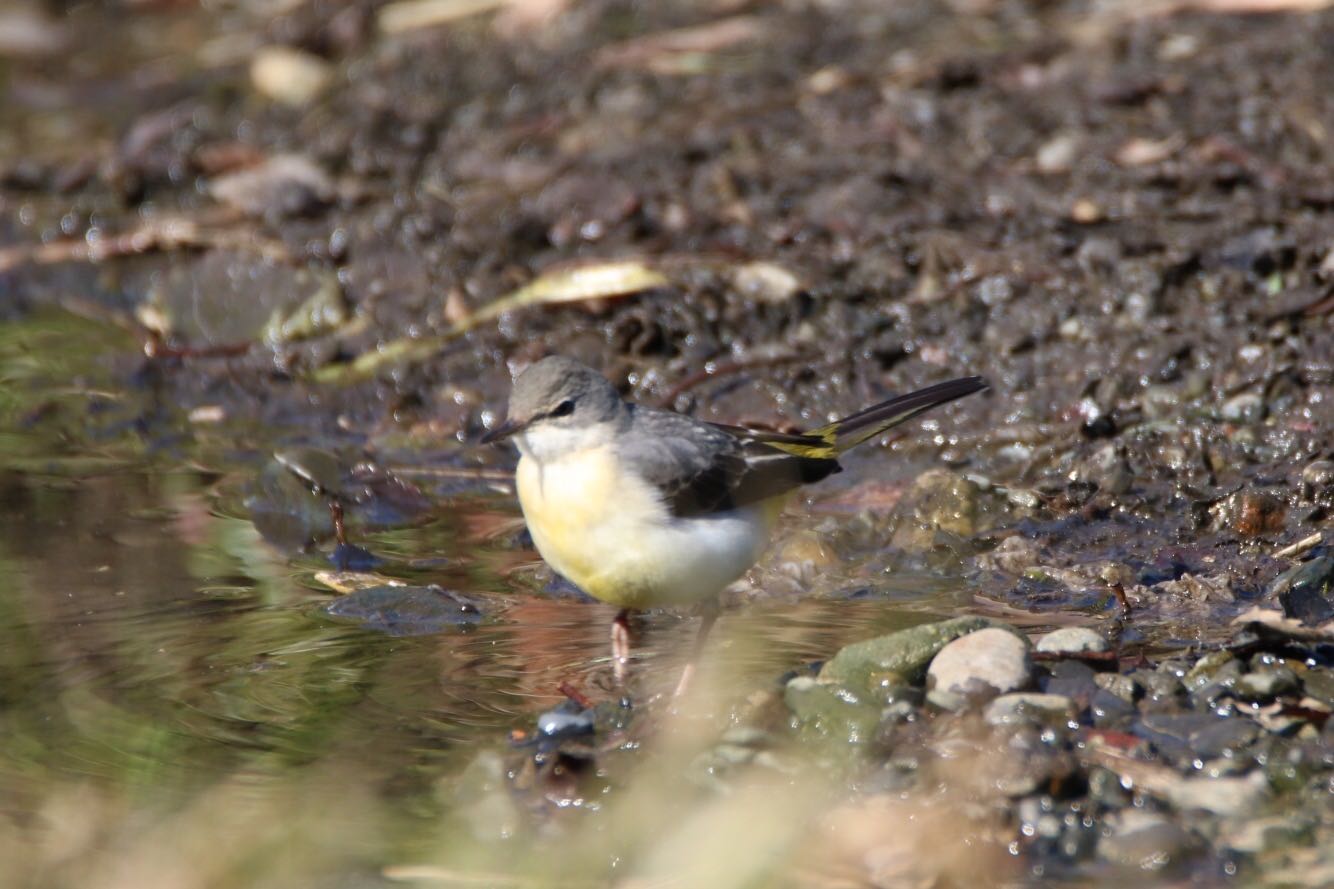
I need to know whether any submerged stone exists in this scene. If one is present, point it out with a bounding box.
[322,585,482,635]
[784,676,880,743]
[535,703,596,747]
[1097,810,1194,870]
[329,542,381,572]
[1166,771,1268,817]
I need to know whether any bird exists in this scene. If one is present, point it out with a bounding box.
[482,356,987,695]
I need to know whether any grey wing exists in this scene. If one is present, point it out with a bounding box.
[621,407,838,518]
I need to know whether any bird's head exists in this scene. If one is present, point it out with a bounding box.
[482,356,627,461]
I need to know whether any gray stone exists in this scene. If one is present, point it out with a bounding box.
[1191,717,1260,758]
[926,628,1032,709]
[819,616,998,692]
[1090,688,1136,728]
[1044,659,1099,703]
[984,693,1077,727]
[1036,626,1110,655]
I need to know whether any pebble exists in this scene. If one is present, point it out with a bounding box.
[1184,652,1243,705]
[1043,659,1099,703]
[250,45,333,106]
[1236,664,1300,701]
[890,469,982,551]
[1190,717,1260,758]
[1098,810,1193,869]
[1221,814,1312,855]
[1299,459,1334,504]
[1094,673,1138,702]
[1129,668,1184,710]
[1166,771,1268,818]
[927,628,1031,709]
[1036,626,1110,655]
[1090,688,1136,728]
[983,692,1077,727]
[1220,391,1266,424]
[1302,667,1334,706]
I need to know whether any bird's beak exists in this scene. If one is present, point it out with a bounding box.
[480,416,527,444]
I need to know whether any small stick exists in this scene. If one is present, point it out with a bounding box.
[1273,531,1323,561]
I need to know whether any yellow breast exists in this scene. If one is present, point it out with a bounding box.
[514,446,783,609]
[515,443,633,595]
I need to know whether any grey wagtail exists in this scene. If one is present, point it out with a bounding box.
[483,356,987,693]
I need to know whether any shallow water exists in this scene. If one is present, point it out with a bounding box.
[0,309,992,886]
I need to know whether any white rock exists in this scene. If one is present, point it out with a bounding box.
[927,628,1031,707]
[1036,626,1110,655]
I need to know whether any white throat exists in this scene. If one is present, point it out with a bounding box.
[515,421,614,466]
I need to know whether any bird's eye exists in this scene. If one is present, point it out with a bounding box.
[550,399,575,418]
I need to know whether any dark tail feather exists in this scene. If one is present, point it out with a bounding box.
[813,376,988,454]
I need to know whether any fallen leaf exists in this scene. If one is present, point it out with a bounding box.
[379,0,510,34]
[312,260,669,383]
[595,16,765,72]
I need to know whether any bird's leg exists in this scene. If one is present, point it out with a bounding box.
[672,599,720,699]
[328,499,347,547]
[611,609,632,685]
